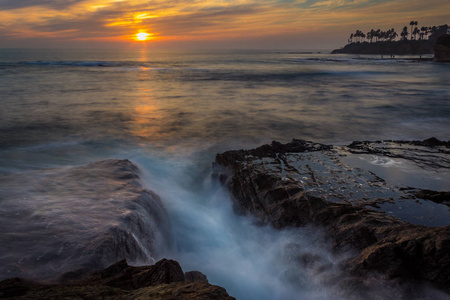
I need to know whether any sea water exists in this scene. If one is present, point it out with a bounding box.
[0,48,449,299]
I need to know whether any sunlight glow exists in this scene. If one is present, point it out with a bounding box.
[136,32,151,41]
[134,13,158,20]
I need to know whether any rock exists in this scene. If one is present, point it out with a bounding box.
[213,138,450,293]
[76,258,185,290]
[76,258,185,289]
[215,139,450,227]
[185,271,209,283]
[434,34,450,62]
[346,226,450,284]
[0,159,172,282]
[0,259,236,299]
[346,138,450,169]
[413,189,450,205]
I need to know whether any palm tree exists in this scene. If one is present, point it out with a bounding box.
[401,26,408,40]
[375,29,381,42]
[409,21,418,39]
[386,28,397,41]
[369,29,376,42]
[430,26,438,36]
[413,27,420,40]
[409,21,414,39]
[390,31,398,41]
[354,30,364,42]
[420,26,428,40]
[413,21,418,37]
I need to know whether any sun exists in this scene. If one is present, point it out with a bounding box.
[136,32,150,41]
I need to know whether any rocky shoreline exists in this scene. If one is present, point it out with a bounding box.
[213,138,450,296]
[1,138,449,299]
[0,259,235,299]
[0,159,235,299]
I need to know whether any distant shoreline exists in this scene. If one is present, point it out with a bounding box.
[331,40,434,55]
[334,56,434,62]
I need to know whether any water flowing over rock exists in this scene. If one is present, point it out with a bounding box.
[0,159,172,282]
[0,259,235,299]
[213,138,450,295]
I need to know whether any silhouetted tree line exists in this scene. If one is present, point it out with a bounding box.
[333,22,448,55]
[347,22,449,44]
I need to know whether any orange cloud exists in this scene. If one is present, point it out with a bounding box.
[0,0,448,48]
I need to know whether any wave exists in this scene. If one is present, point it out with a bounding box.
[286,57,355,63]
[285,56,433,64]
[17,60,122,67]
[184,69,395,82]
[1,58,393,82]
[1,61,205,73]
[1,60,173,71]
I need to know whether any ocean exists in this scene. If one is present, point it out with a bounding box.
[0,48,449,299]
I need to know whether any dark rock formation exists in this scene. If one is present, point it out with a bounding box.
[434,34,450,62]
[413,189,450,205]
[331,40,434,55]
[86,258,185,290]
[185,271,209,283]
[0,159,172,282]
[0,259,235,299]
[214,138,450,294]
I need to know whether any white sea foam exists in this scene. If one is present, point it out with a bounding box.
[135,154,350,300]
[364,155,403,167]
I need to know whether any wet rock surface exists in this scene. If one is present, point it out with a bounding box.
[214,138,450,294]
[346,137,450,169]
[0,159,172,282]
[0,259,235,299]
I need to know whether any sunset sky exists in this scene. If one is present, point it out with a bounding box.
[1,0,449,50]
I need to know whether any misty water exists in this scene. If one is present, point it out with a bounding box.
[0,48,449,299]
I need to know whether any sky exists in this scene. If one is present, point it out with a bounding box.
[0,0,449,50]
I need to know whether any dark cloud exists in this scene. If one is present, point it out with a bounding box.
[296,0,391,10]
[0,0,85,10]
